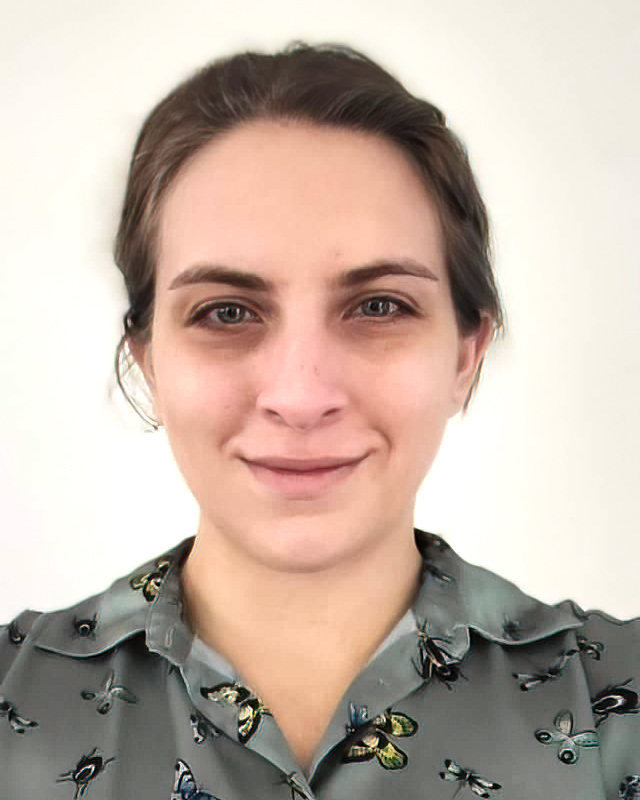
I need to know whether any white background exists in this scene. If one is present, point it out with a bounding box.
[1,0,638,621]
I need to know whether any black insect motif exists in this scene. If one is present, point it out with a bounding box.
[57,748,115,798]
[592,680,640,727]
[190,712,220,744]
[439,759,502,798]
[200,682,270,744]
[413,620,464,688]
[7,619,25,645]
[171,759,223,800]
[422,563,454,584]
[0,696,39,735]
[342,705,418,770]
[502,618,522,641]
[278,771,308,800]
[81,670,137,715]
[513,648,579,691]
[576,635,605,661]
[619,775,640,799]
[129,557,171,602]
[73,614,98,639]
[535,709,599,764]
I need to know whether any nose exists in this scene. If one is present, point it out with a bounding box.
[254,320,350,430]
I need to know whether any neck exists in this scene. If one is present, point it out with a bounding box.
[180,518,423,768]
[181,518,422,666]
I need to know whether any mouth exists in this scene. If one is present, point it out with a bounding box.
[242,455,367,496]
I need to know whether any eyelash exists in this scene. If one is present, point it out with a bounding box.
[187,296,416,330]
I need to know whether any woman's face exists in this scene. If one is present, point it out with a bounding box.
[139,120,490,572]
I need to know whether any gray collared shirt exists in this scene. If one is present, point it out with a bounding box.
[1,529,638,799]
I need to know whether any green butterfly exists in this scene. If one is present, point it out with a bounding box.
[343,705,418,770]
[129,558,171,602]
[200,682,270,744]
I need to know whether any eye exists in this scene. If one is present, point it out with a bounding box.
[187,295,415,330]
[188,302,257,328]
[353,296,415,321]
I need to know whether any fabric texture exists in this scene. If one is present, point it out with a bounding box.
[0,529,638,799]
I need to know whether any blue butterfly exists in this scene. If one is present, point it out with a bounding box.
[171,759,223,800]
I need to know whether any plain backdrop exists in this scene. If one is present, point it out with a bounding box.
[1,0,638,622]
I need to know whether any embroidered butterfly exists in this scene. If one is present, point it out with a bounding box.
[535,709,599,764]
[0,696,39,735]
[513,648,579,691]
[439,759,502,798]
[129,557,171,602]
[592,680,640,727]
[81,670,137,715]
[414,621,464,688]
[171,759,222,800]
[619,775,640,799]
[576,635,605,660]
[342,704,418,770]
[57,748,115,798]
[200,682,270,743]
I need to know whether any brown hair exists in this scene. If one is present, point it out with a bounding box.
[114,40,505,426]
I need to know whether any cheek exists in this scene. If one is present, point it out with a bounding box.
[152,347,246,434]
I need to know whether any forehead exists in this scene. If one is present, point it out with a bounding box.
[157,120,445,290]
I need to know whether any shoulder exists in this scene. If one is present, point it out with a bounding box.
[0,610,45,685]
[570,605,640,715]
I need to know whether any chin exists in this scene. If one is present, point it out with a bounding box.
[241,516,369,574]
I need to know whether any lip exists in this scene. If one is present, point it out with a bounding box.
[243,455,367,496]
[245,455,366,470]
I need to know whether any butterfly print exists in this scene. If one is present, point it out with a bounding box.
[129,557,171,602]
[57,748,115,798]
[413,621,464,688]
[513,648,579,691]
[200,682,270,743]
[190,712,220,744]
[171,759,223,800]
[576,635,605,660]
[81,670,137,715]
[346,702,371,735]
[342,706,418,770]
[0,696,39,735]
[619,775,640,799]
[7,619,26,645]
[439,759,502,798]
[279,771,309,800]
[535,709,599,764]
[592,680,640,727]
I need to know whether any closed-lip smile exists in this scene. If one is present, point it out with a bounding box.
[243,455,367,472]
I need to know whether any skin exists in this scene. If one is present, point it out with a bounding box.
[134,119,492,769]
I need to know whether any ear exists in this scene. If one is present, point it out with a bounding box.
[127,336,162,425]
[450,314,494,415]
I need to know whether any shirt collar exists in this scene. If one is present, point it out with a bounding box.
[33,529,583,661]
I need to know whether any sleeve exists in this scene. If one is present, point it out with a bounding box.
[575,609,640,796]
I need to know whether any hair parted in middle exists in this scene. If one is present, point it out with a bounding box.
[114,40,505,426]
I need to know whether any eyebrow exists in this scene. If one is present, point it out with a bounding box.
[167,258,439,292]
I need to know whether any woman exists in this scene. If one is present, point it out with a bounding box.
[1,41,637,800]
